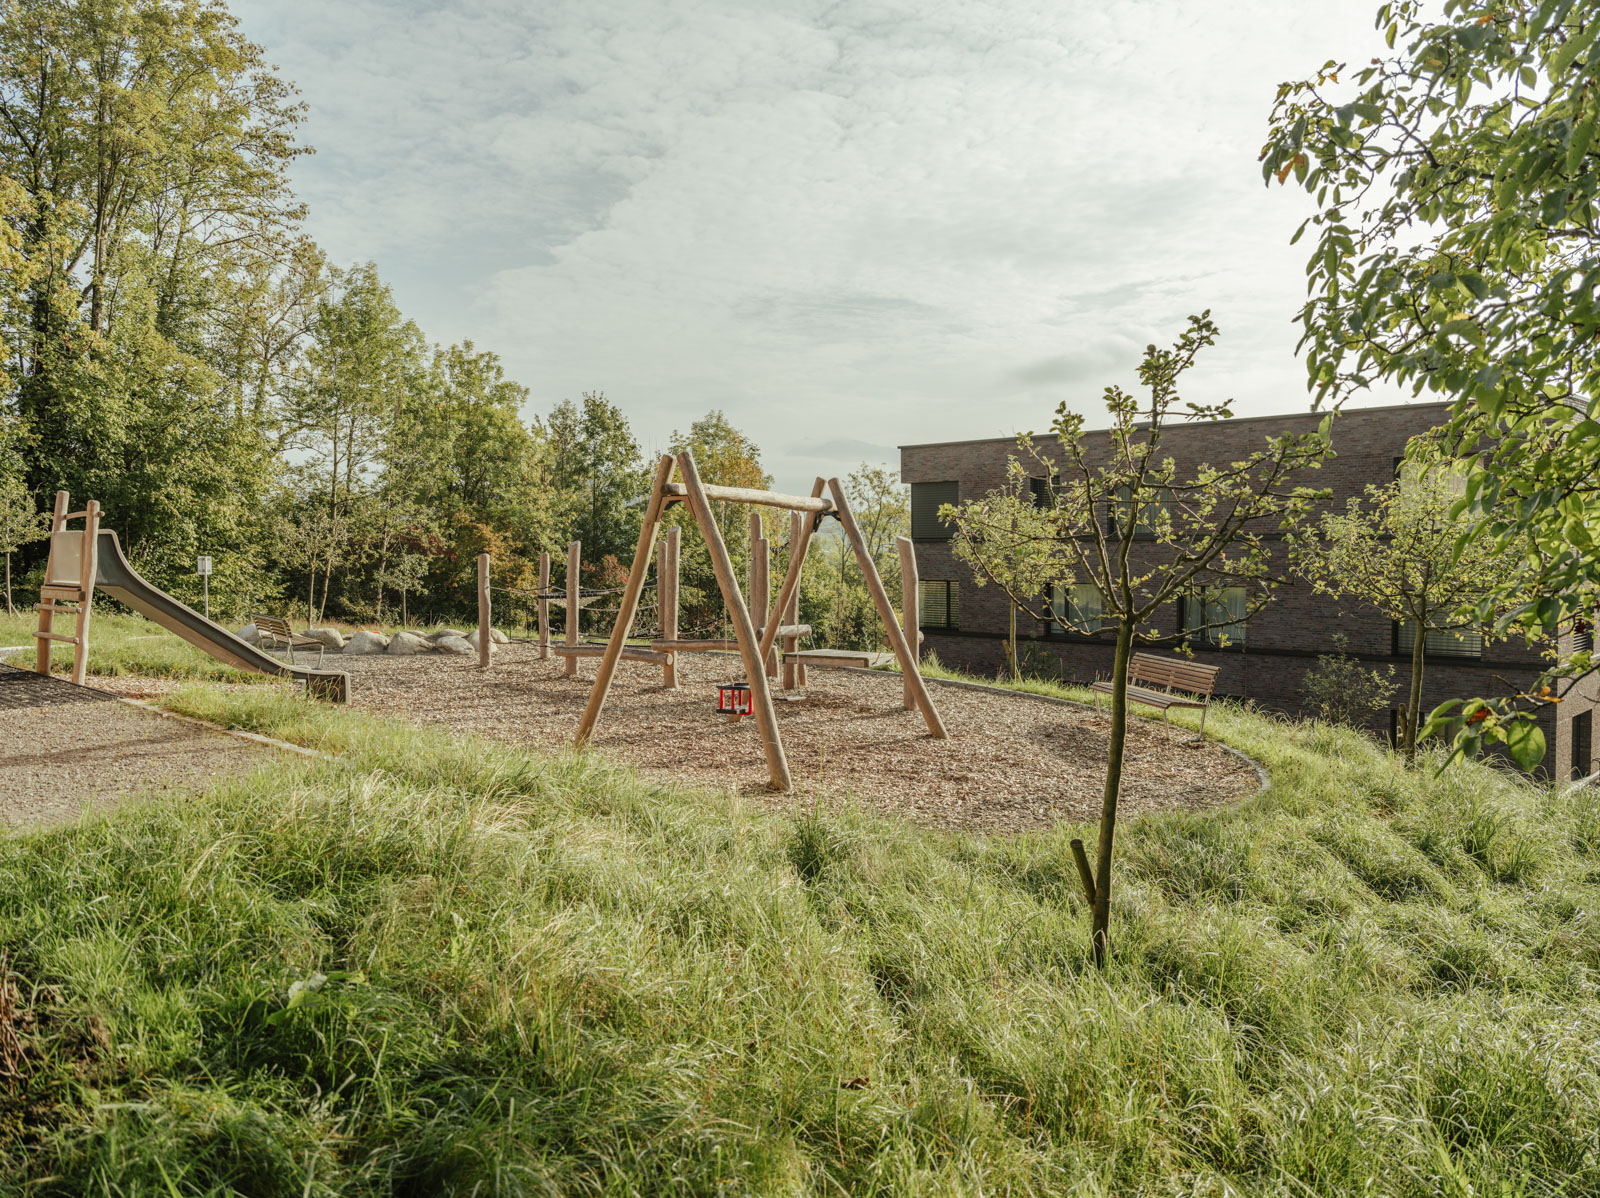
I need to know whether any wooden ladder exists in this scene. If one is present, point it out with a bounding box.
[34,490,101,686]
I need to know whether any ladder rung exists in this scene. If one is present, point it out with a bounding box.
[35,632,81,644]
[34,601,80,611]
[61,510,96,521]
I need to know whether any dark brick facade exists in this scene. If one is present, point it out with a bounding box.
[901,401,1596,779]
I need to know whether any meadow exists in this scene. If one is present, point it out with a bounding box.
[1,657,1597,1195]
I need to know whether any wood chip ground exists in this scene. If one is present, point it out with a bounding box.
[322,645,1258,834]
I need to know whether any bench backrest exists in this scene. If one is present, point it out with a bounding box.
[253,614,294,639]
[1128,652,1219,697]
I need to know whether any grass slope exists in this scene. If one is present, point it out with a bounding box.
[2,687,1598,1195]
[0,611,265,685]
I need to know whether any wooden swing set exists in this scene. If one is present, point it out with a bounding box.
[573,451,947,792]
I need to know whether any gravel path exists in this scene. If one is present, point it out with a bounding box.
[0,665,279,828]
[334,644,1258,833]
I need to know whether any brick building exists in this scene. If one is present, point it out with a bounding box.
[901,400,1598,780]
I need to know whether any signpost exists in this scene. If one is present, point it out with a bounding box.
[197,555,212,619]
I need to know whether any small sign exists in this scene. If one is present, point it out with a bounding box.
[196,555,213,576]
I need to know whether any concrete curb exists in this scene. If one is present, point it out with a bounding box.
[117,699,333,762]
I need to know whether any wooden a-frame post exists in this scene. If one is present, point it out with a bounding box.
[828,477,947,738]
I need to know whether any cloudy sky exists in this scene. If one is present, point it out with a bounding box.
[233,0,1398,492]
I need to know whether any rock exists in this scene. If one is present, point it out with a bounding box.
[235,624,260,645]
[434,635,474,656]
[301,627,346,651]
[386,631,434,656]
[344,630,391,655]
[429,628,466,641]
[466,627,502,651]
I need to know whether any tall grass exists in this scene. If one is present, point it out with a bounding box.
[1,688,1597,1194]
[0,611,265,685]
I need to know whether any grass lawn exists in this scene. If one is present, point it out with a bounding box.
[0,610,267,686]
[2,674,1598,1194]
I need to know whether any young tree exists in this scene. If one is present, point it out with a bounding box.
[1301,632,1397,731]
[1262,0,1600,747]
[1292,455,1515,765]
[0,471,47,615]
[948,483,1060,681]
[274,505,353,624]
[376,551,430,629]
[943,315,1330,966]
[544,392,648,566]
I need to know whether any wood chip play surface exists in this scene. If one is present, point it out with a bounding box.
[334,644,1260,833]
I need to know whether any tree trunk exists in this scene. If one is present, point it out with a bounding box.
[1091,619,1136,968]
[1405,620,1427,765]
[4,552,11,615]
[1008,602,1019,681]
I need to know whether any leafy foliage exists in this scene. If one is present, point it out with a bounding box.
[1301,631,1398,730]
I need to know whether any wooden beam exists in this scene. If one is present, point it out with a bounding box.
[758,478,827,675]
[784,512,804,690]
[537,551,550,660]
[677,451,792,792]
[476,553,491,669]
[574,456,676,743]
[650,639,742,652]
[554,644,670,664]
[71,500,99,686]
[564,540,580,677]
[897,536,917,711]
[750,511,775,678]
[661,481,834,514]
[659,525,679,688]
[828,477,948,738]
[35,490,67,676]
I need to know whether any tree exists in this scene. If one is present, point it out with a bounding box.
[1301,632,1397,731]
[942,316,1330,966]
[376,551,429,629]
[948,482,1059,681]
[273,505,352,624]
[0,470,46,615]
[544,392,647,567]
[1262,0,1600,748]
[1292,452,1518,765]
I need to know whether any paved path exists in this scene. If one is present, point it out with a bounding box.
[0,665,276,828]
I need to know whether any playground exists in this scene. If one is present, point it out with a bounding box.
[324,645,1258,833]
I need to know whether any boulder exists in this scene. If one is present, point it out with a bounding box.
[235,624,261,646]
[466,627,503,651]
[386,631,434,656]
[433,635,474,656]
[344,630,391,655]
[301,627,346,651]
[429,628,466,641]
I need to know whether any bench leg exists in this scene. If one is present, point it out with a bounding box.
[1195,703,1208,743]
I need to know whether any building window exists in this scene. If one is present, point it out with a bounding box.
[1574,617,1593,656]
[911,481,959,541]
[1109,485,1171,539]
[918,580,960,630]
[1051,583,1106,635]
[1181,587,1247,647]
[1028,476,1053,508]
[1573,710,1593,782]
[1395,620,1483,659]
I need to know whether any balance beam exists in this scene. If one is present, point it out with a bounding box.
[661,482,835,514]
[552,644,670,665]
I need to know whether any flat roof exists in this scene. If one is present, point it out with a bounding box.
[897,399,1454,452]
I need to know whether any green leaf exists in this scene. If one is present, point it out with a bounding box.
[1551,24,1598,76]
[1569,108,1597,173]
[1506,719,1546,770]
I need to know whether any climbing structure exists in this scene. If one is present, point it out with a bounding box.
[573,451,947,792]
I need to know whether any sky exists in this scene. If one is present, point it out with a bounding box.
[232,0,1402,493]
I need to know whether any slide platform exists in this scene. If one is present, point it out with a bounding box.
[94,531,349,702]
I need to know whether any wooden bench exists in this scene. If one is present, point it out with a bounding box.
[1090,652,1220,739]
[252,614,326,667]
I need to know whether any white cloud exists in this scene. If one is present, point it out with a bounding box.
[235,0,1406,490]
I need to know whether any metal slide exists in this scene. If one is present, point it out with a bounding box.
[93,530,349,701]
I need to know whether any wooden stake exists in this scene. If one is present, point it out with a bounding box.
[749,512,775,679]
[784,512,802,690]
[71,501,99,686]
[828,478,947,738]
[659,525,680,688]
[565,540,580,677]
[679,451,791,792]
[538,551,550,660]
[34,490,67,676]
[476,553,491,669]
[897,536,918,711]
[574,455,675,744]
[758,479,826,674]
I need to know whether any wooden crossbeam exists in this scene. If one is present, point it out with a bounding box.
[554,644,670,664]
[661,481,834,514]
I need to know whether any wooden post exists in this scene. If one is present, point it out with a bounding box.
[784,511,803,690]
[34,490,67,676]
[678,451,791,792]
[575,455,676,744]
[538,551,550,660]
[659,525,680,688]
[564,540,580,677]
[828,478,947,738]
[757,479,827,673]
[897,536,918,711]
[476,553,491,669]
